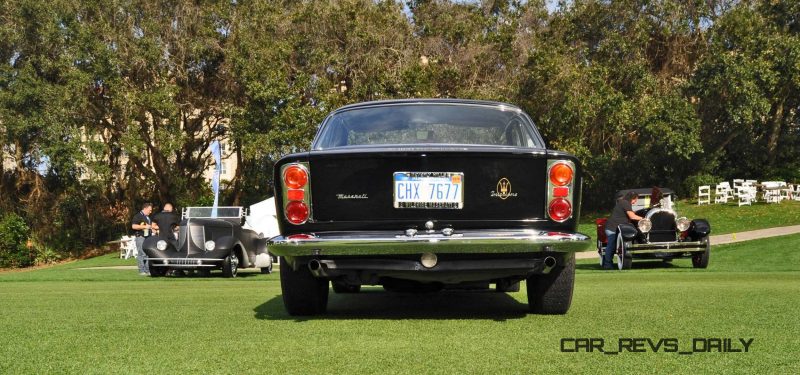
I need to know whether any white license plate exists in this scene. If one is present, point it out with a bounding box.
[393,172,464,209]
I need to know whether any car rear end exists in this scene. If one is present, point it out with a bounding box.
[267,100,591,315]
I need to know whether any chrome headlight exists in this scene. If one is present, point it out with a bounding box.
[676,217,691,232]
[637,218,652,233]
[204,240,216,251]
[156,240,168,251]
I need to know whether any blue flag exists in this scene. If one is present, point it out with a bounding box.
[209,140,221,217]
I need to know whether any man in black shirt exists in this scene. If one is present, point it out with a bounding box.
[153,202,179,240]
[603,191,644,269]
[131,203,154,275]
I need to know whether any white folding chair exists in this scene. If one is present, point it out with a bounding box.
[793,184,800,201]
[778,182,791,201]
[762,181,781,203]
[120,236,137,259]
[715,182,732,204]
[698,185,711,205]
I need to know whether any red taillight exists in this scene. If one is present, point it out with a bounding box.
[287,189,305,201]
[553,186,569,198]
[548,198,572,222]
[549,163,573,186]
[285,201,309,225]
[284,165,308,189]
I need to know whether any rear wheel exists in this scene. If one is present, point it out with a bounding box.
[597,240,604,266]
[280,258,329,316]
[222,253,239,278]
[692,237,710,269]
[527,253,574,314]
[332,280,361,293]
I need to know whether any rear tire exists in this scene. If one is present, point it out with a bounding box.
[280,258,329,316]
[527,253,574,314]
[692,237,710,269]
[332,280,361,293]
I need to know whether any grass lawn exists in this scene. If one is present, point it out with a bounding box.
[577,199,800,238]
[1,235,799,374]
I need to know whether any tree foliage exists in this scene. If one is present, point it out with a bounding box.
[1,0,799,264]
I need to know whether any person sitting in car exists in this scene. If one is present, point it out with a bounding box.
[602,191,644,269]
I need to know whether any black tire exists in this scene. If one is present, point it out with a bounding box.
[149,265,167,277]
[597,240,604,266]
[280,258,329,316]
[260,254,274,274]
[527,253,575,314]
[332,280,361,293]
[617,235,632,270]
[692,237,710,269]
[222,253,238,278]
[496,279,521,293]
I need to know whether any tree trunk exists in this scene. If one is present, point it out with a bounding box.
[766,98,785,167]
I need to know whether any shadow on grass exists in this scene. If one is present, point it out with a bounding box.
[576,260,682,271]
[254,289,529,321]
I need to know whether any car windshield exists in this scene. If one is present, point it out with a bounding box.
[313,103,544,149]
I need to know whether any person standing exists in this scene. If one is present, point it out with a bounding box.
[602,191,644,269]
[152,202,179,240]
[131,203,155,275]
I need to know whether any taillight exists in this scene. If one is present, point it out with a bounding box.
[285,201,309,225]
[549,198,572,221]
[549,163,573,186]
[281,162,312,225]
[284,165,308,189]
[547,160,576,222]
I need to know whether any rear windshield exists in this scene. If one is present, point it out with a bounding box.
[313,103,544,149]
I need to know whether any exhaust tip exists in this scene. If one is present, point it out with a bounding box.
[308,259,322,272]
[542,256,557,274]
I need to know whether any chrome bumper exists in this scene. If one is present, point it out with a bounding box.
[148,258,223,268]
[627,241,707,254]
[267,229,591,257]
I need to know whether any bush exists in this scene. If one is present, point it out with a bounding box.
[683,173,722,199]
[0,212,33,268]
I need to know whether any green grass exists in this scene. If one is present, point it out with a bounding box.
[578,199,800,238]
[2,235,800,374]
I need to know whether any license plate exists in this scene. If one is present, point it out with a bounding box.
[393,172,464,209]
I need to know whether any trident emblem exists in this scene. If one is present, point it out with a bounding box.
[497,178,511,199]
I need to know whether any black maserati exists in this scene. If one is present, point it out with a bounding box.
[267,99,591,315]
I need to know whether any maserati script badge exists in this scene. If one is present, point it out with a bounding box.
[336,194,368,200]
[491,178,517,199]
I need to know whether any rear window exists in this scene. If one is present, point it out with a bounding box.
[313,103,543,149]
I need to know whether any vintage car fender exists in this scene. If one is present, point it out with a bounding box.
[141,236,178,256]
[689,219,711,238]
[617,223,638,241]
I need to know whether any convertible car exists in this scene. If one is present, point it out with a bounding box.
[596,188,711,269]
[142,207,273,277]
[267,99,591,315]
